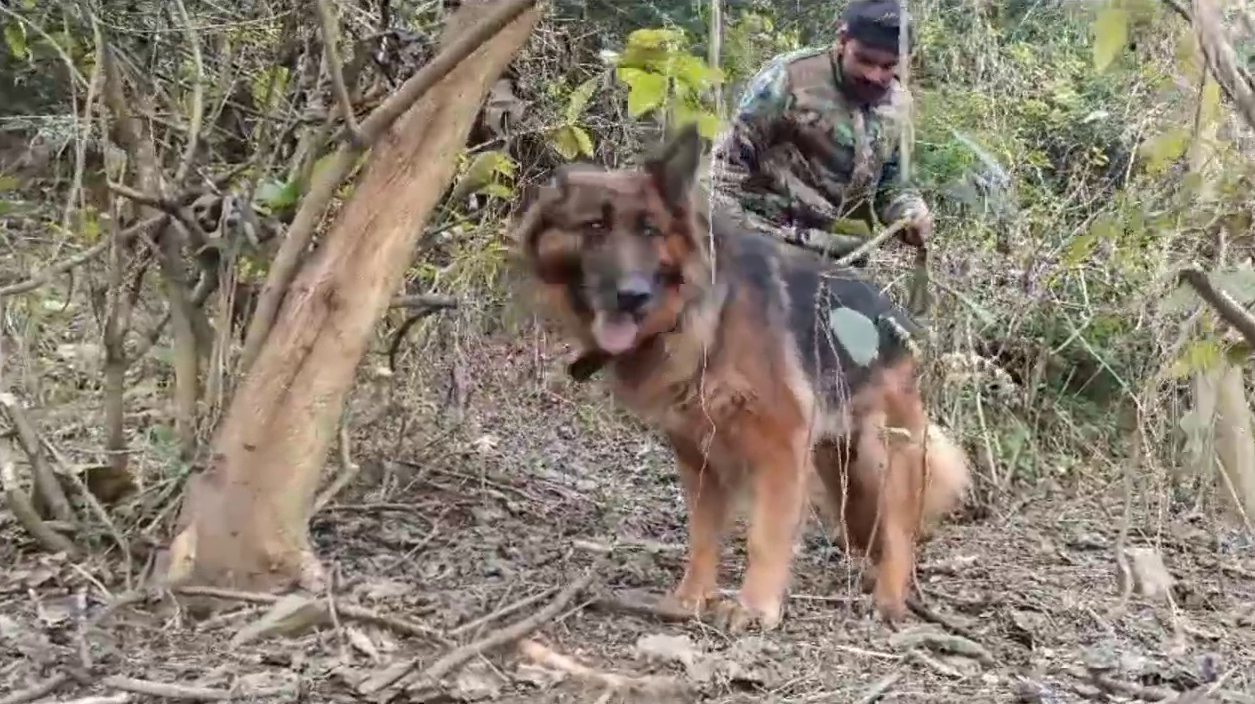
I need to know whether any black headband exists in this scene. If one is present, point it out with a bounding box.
[843,1,909,54]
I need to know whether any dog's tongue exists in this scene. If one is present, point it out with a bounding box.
[592,314,639,355]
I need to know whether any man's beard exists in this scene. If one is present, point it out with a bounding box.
[844,76,890,104]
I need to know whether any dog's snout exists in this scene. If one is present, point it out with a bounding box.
[615,275,654,315]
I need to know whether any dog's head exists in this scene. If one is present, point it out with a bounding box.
[511,124,707,357]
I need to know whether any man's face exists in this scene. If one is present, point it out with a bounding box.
[837,34,899,104]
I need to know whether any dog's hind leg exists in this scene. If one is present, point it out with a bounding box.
[663,432,731,618]
[863,362,929,622]
[717,421,809,633]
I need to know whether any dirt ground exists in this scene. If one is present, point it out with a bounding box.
[2,333,1254,704]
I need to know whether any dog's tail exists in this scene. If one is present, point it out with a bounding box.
[919,423,971,532]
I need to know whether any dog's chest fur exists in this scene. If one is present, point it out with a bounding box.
[602,222,918,459]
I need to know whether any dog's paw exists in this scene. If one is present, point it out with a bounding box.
[660,585,713,618]
[712,594,783,634]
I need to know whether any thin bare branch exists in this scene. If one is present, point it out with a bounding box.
[316,0,363,143]
[172,0,206,184]
[237,0,539,374]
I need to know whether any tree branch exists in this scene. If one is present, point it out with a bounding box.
[1179,266,1255,348]
[316,0,362,144]
[172,0,205,184]
[237,0,539,375]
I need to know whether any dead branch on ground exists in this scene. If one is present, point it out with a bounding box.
[518,639,686,698]
[0,438,81,557]
[358,563,600,695]
[0,392,74,524]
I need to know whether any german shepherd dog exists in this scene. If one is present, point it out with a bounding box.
[511,124,970,631]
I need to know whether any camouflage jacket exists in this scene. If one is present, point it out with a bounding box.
[712,46,925,241]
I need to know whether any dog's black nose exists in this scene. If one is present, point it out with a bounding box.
[615,275,653,314]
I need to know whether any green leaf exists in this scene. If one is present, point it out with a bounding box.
[1139,127,1190,175]
[832,218,872,238]
[479,182,513,199]
[565,77,599,124]
[1065,213,1119,267]
[256,178,301,212]
[828,307,880,366]
[1063,231,1099,267]
[672,55,724,90]
[79,208,101,242]
[1166,338,1224,379]
[570,125,594,157]
[459,150,512,194]
[1092,6,1128,73]
[549,125,582,161]
[673,104,722,140]
[625,28,686,52]
[696,113,722,139]
[0,175,19,193]
[250,66,290,112]
[4,21,28,61]
[618,68,669,118]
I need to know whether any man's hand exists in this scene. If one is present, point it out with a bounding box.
[898,203,933,248]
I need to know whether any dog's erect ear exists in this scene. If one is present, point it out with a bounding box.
[644,123,702,211]
[507,179,561,253]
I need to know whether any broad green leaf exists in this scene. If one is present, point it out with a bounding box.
[569,125,594,157]
[832,218,872,238]
[618,68,668,118]
[828,307,880,366]
[1092,6,1128,73]
[620,29,686,72]
[256,178,301,212]
[673,104,721,140]
[4,21,28,61]
[79,208,101,242]
[696,113,722,139]
[625,28,685,52]
[1063,230,1098,267]
[1139,127,1190,175]
[459,150,512,194]
[565,77,599,124]
[250,66,290,112]
[479,182,513,199]
[549,125,582,161]
[1166,338,1224,379]
[672,55,724,90]
[1065,213,1119,267]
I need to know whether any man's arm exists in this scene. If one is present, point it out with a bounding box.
[725,61,792,169]
[874,141,926,226]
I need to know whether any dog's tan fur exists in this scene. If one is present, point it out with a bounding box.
[511,126,970,630]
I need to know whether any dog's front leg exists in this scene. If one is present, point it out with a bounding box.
[719,426,808,633]
[663,432,730,618]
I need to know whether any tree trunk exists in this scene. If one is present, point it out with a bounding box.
[162,0,541,591]
[1184,27,1255,532]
